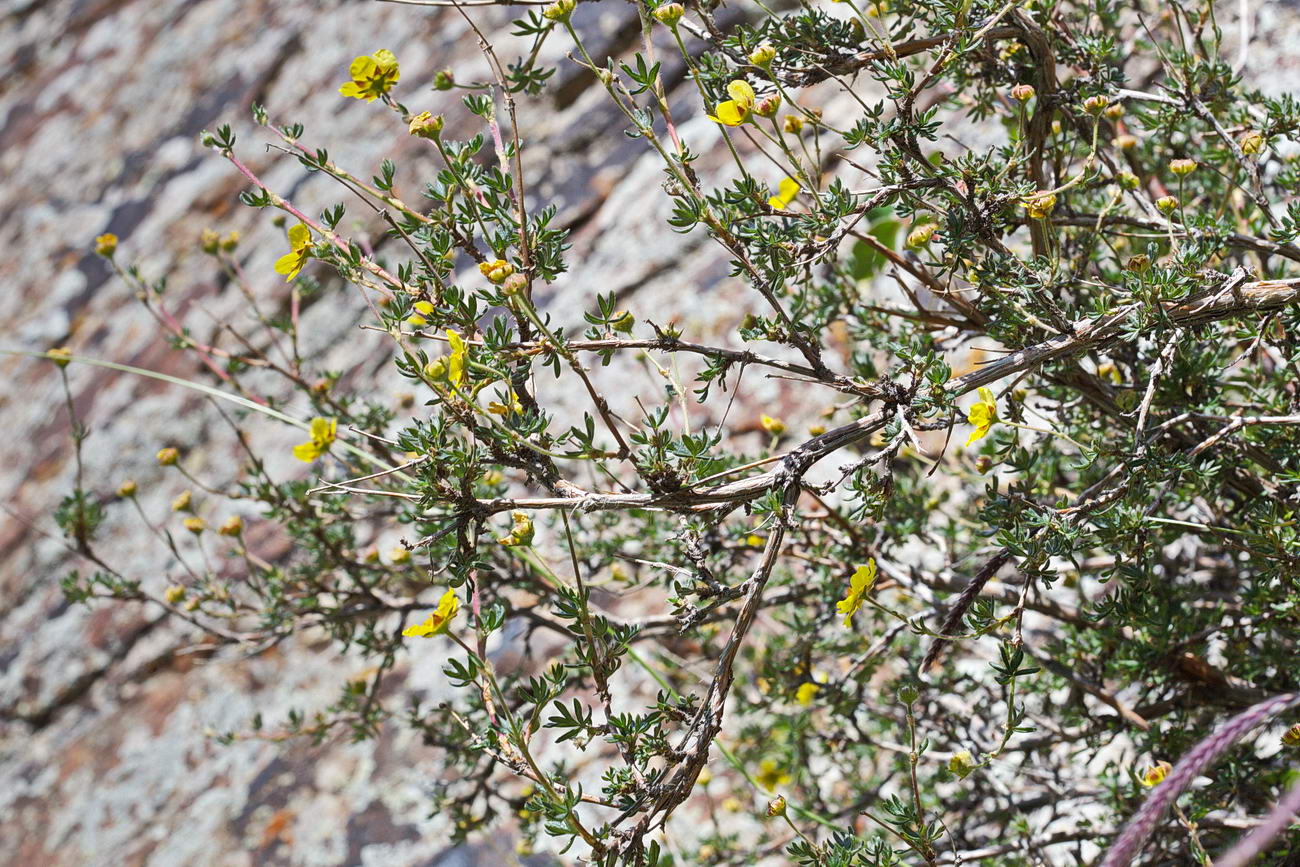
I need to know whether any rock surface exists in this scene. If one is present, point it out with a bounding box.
[3,0,1298,865]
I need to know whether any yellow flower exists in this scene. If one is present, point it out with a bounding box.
[182,516,206,535]
[1140,761,1171,787]
[47,346,72,368]
[836,560,877,626]
[94,233,118,257]
[163,584,186,604]
[157,447,180,466]
[408,111,444,139]
[1022,192,1056,220]
[219,516,244,537]
[760,414,786,435]
[965,387,998,446]
[755,759,790,792]
[273,223,312,281]
[402,587,460,638]
[795,682,819,705]
[338,49,400,102]
[293,416,337,462]
[446,329,467,389]
[708,80,756,126]
[171,490,192,512]
[117,480,137,498]
[479,258,515,284]
[1169,158,1197,176]
[948,749,975,778]
[783,114,804,134]
[498,511,535,547]
[767,176,800,210]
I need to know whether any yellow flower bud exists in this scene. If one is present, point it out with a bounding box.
[172,490,193,512]
[1155,195,1179,214]
[389,546,412,565]
[182,516,206,535]
[748,43,777,67]
[907,223,938,247]
[1103,103,1125,120]
[47,346,72,368]
[1169,158,1197,176]
[220,231,240,252]
[1125,254,1150,273]
[433,69,455,90]
[610,310,635,333]
[1240,130,1265,155]
[1114,134,1137,150]
[408,111,445,139]
[766,796,787,817]
[760,414,786,436]
[542,0,575,21]
[754,94,781,118]
[1282,723,1300,747]
[501,272,528,296]
[95,233,118,257]
[783,114,804,134]
[1010,84,1035,102]
[157,447,180,466]
[479,258,515,285]
[424,356,448,380]
[117,480,138,498]
[200,229,221,254]
[1083,94,1109,115]
[218,515,244,537]
[948,749,975,778]
[652,2,684,26]
[1116,170,1139,190]
[164,584,186,604]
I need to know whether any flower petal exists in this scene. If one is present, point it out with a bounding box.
[287,223,311,250]
[727,79,755,106]
[349,55,378,79]
[274,251,304,279]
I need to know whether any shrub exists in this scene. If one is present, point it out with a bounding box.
[51,0,1300,863]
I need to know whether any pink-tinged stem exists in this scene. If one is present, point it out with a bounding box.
[1100,692,1300,866]
[222,151,411,297]
[156,302,267,404]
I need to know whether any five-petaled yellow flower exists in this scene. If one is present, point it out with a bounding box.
[1140,760,1171,787]
[768,176,800,210]
[274,223,313,281]
[966,387,998,446]
[339,49,400,102]
[402,588,459,638]
[836,560,877,627]
[708,80,756,126]
[293,416,337,462]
